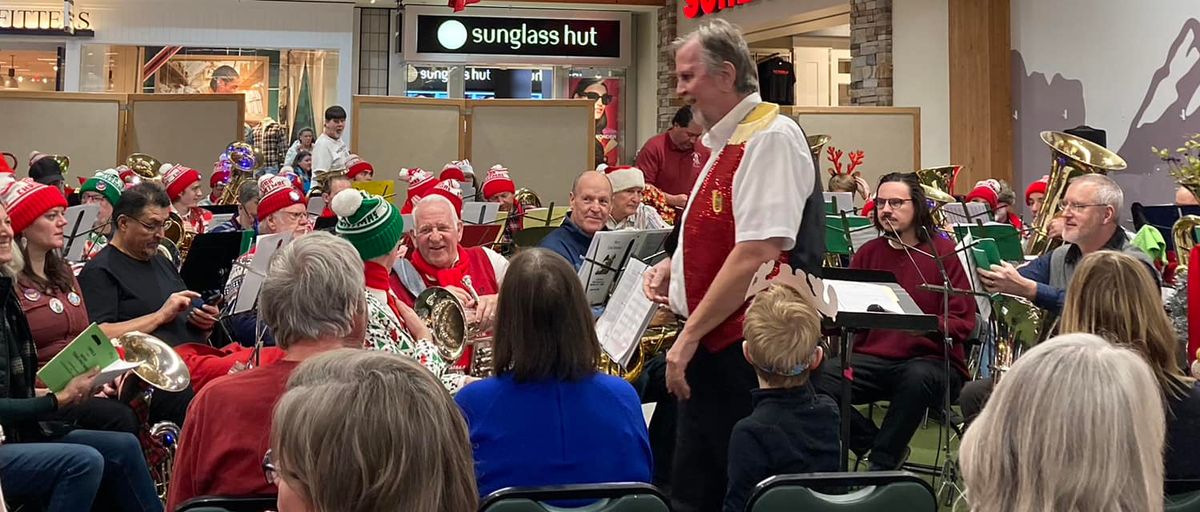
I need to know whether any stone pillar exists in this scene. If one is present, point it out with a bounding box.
[850,0,893,106]
[657,0,681,133]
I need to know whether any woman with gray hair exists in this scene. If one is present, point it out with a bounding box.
[960,333,1165,512]
[167,231,369,510]
[269,349,478,512]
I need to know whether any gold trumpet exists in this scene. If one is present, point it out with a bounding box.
[1025,131,1126,255]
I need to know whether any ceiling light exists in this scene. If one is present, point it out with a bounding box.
[16,76,23,83]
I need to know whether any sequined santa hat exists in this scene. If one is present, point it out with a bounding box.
[481,164,515,199]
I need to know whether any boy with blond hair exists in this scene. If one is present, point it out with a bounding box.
[723,283,840,512]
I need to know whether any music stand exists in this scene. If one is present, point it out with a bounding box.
[1131,203,1200,252]
[180,231,245,298]
[512,226,558,248]
[199,204,238,216]
[313,215,337,232]
[461,224,503,248]
[306,196,326,216]
[62,204,100,263]
[461,202,501,226]
[820,267,939,472]
[952,223,1023,262]
[941,202,992,225]
[579,235,640,307]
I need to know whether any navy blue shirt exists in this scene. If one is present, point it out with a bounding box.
[538,216,595,270]
[724,385,840,512]
[1017,230,1157,314]
[455,372,653,498]
[1167,382,1200,480]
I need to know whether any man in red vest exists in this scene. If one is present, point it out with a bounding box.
[643,19,823,512]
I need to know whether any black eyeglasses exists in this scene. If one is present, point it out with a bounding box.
[123,214,166,233]
[873,198,914,210]
[580,91,613,105]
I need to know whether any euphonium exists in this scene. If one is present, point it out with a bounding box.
[112,331,190,501]
[513,188,542,209]
[413,287,470,363]
[217,142,263,205]
[916,165,962,227]
[48,154,70,176]
[161,211,194,265]
[989,294,1045,381]
[1025,131,1127,255]
[1174,215,1200,274]
[598,309,681,383]
[125,153,163,181]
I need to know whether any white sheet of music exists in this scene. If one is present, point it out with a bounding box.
[942,202,992,225]
[597,259,656,368]
[823,192,854,214]
[579,230,643,306]
[307,196,326,216]
[462,202,500,225]
[824,280,903,313]
[63,204,100,262]
[233,232,293,314]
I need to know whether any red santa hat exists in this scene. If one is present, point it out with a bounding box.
[481,165,516,199]
[604,165,646,193]
[346,155,375,180]
[160,163,202,201]
[965,179,1001,210]
[1025,175,1050,205]
[428,179,464,215]
[257,174,306,222]
[0,153,14,177]
[0,178,67,235]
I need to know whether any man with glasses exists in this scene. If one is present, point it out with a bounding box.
[978,174,1157,314]
[209,181,260,235]
[78,182,219,347]
[77,168,124,263]
[635,105,711,209]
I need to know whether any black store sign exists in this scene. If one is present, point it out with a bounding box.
[415,15,621,58]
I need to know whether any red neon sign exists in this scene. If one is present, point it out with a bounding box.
[683,0,757,19]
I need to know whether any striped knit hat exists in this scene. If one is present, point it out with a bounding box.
[161,163,201,201]
[258,174,306,222]
[482,165,515,199]
[80,169,124,207]
[332,189,404,261]
[0,178,68,235]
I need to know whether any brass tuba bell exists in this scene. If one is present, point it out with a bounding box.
[113,331,191,392]
[413,287,470,363]
[915,165,962,226]
[217,141,263,205]
[513,188,542,210]
[1025,131,1127,255]
[47,154,70,176]
[1173,215,1200,274]
[807,134,831,165]
[125,153,163,181]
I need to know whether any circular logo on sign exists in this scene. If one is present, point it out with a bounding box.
[437,20,468,50]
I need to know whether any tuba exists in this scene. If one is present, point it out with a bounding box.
[807,134,831,165]
[989,294,1046,381]
[217,142,263,205]
[1025,131,1127,255]
[916,165,962,227]
[513,188,542,210]
[112,332,190,501]
[125,153,163,182]
[47,154,70,177]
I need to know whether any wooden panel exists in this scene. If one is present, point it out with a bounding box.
[125,94,245,171]
[467,99,595,206]
[785,106,921,192]
[949,0,1012,189]
[0,92,124,176]
[352,96,465,191]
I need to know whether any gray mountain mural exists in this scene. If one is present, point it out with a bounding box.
[1011,50,1086,215]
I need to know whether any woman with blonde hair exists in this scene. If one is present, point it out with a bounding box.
[268,349,478,512]
[960,333,1165,512]
[1060,250,1200,479]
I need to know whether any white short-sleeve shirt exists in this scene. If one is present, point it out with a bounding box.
[667,93,814,318]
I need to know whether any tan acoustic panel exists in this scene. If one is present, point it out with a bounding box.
[353,98,463,186]
[125,95,244,172]
[788,107,922,194]
[0,93,123,178]
[468,100,595,206]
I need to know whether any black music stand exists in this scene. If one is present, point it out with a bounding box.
[180,231,245,298]
[820,267,939,472]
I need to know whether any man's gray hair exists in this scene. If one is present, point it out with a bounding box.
[671,18,758,95]
[1071,174,1124,211]
[237,180,260,205]
[412,194,460,223]
[259,231,366,349]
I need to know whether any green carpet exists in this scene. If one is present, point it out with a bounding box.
[853,404,970,511]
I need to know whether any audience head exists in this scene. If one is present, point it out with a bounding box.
[270,349,477,512]
[604,166,647,223]
[293,150,312,173]
[569,170,611,236]
[872,172,936,243]
[323,105,347,138]
[235,180,260,223]
[333,190,405,265]
[494,249,600,383]
[411,194,462,269]
[960,333,1164,512]
[1061,174,1121,247]
[1061,250,1192,398]
[112,182,172,261]
[259,231,366,350]
[80,169,123,225]
[297,127,315,147]
[743,284,823,388]
[1177,186,1199,206]
[826,173,857,194]
[672,18,758,128]
[668,105,704,151]
[257,175,310,238]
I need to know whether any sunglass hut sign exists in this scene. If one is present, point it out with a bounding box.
[683,0,757,19]
[416,15,621,58]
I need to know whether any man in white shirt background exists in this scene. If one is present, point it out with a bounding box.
[312,105,350,173]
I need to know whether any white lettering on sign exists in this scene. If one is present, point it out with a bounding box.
[466,23,601,50]
[0,8,92,31]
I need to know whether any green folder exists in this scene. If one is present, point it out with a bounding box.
[953,223,1023,262]
[826,215,873,256]
[971,238,1004,271]
[36,324,137,393]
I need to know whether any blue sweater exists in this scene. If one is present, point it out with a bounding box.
[454,372,653,498]
[538,216,594,270]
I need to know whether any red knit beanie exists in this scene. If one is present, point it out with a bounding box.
[965,181,1000,209]
[347,156,374,180]
[481,165,516,199]
[257,174,306,222]
[1025,175,1049,205]
[161,164,201,201]
[0,178,68,235]
[429,179,464,215]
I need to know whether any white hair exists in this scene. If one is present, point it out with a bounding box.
[1070,174,1124,211]
[671,18,758,95]
[258,231,366,349]
[961,333,1165,512]
[412,194,460,224]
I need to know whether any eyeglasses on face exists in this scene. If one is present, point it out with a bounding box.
[1060,202,1106,214]
[124,214,166,233]
[872,198,914,210]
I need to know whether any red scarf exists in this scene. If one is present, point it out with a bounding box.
[366,261,406,324]
[409,245,471,289]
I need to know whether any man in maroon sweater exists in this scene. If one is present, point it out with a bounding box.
[815,172,977,471]
[635,105,710,208]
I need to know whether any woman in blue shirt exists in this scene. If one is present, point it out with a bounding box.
[455,248,652,498]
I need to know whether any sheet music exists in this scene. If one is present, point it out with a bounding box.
[596,259,656,368]
[825,280,903,313]
[849,223,878,251]
[233,232,293,314]
[307,196,326,216]
[63,204,100,262]
[823,192,854,214]
[633,228,672,261]
[402,214,414,233]
[210,213,234,226]
[942,202,992,225]
[523,206,570,228]
[461,202,501,225]
[578,230,642,306]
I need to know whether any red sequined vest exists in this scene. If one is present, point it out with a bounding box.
[682,103,786,354]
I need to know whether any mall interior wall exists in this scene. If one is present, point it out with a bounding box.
[893,0,949,170]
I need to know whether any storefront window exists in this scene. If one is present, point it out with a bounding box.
[405,65,553,100]
[1,47,62,91]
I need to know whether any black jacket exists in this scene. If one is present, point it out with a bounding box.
[0,276,58,442]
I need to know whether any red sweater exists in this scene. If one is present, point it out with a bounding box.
[849,236,976,376]
[167,359,299,510]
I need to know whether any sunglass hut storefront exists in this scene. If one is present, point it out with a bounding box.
[400,5,643,167]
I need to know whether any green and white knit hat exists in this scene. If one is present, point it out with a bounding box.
[80,169,124,206]
[332,189,404,261]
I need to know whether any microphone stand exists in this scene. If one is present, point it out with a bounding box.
[921,226,965,505]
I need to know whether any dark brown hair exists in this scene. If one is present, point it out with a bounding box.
[493,248,600,383]
[872,172,937,244]
[18,242,74,295]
